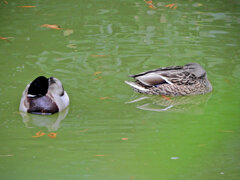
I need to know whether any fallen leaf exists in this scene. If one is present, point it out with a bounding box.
[63,29,74,36]
[32,131,45,138]
[100,97,112,100]
[94,76,102,80]
[48,132,57,138]
[0,36,8,41]
[130,176,135,180]
[4,0,8,5]
[161,95,171,101]
[121,138,128,140]
[94,71,102,76]
[18,6,36,8]
[165,3,177,9]
[66,44,77,49]
[144,0,157,9]
[41,24,61,30]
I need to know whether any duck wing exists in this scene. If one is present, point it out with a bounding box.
[129,63,206,86]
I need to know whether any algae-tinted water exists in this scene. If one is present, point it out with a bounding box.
[0,0,240,179]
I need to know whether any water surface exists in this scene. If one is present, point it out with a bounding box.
[0,0,240,179]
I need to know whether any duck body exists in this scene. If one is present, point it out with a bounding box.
[19,76,69,115]
[125,63,212,96]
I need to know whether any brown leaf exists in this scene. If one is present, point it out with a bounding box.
[32,131,45,138]
[63,29,74,36]
[48,132,57,138]
[17,6,36,8]
[100,97,112,100]
[94,71,102,76]
[121,138,128,141]
[41,24,61,30]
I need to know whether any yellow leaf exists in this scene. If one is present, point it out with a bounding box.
[63,29,74,36]
[94,71,102,75]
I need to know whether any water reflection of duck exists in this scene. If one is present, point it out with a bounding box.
[20,108,69,131]
[125,63,212,96]
[19,76,69,115]
[126,94,211,112]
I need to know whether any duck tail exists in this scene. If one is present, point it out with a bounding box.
[124,81,150,93]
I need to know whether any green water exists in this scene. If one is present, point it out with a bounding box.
[0,0,240,179]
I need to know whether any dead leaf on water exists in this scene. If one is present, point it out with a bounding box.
[94,71,102,76]
[66,44,77,49]
[18,6,36,8]
[48,132,57,138]
[121,138,128,141]
[144,0,157,9]
[161,95,171,101]
[41,24,61,30]
[165,3,177,9]
[100,97,112,100]
[4,0,8,5]
[63,29,74,36]
[94,76,102,80]
[32,130,45,138]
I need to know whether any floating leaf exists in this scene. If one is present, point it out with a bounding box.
[48,132,57,138]
[41,24,61,30]
[144,0,157,9]
[161,95,171,101]
[0,36,8,41]
[32,131,45,138]
[18,6,36,8]
[94,76,102,80]
[121,138,128,140]
[66,44,77,49]
[100,97,112,100]
[94,71,102,76]
[165,3,177,9]
[63,29,74,36]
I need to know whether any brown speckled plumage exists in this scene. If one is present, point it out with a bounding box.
[125,63,212,96]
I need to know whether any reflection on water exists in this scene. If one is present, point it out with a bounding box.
[20,108,69,131]
[126,94,212,113]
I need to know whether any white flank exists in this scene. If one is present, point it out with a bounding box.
[124,81,150,92]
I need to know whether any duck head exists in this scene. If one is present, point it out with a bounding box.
[20,76,70,115]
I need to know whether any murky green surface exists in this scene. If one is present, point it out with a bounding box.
[1,0,240,179]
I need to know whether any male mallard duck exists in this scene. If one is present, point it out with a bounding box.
[125,63,212,96]
[19,76,69,115]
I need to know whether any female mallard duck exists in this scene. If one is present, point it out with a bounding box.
[125,63,212,96]
[19,76,69,115]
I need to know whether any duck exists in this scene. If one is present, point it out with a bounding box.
[125,63,212,96]
[19,76,70,115]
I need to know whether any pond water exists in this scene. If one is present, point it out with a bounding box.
[0,0,240,179]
